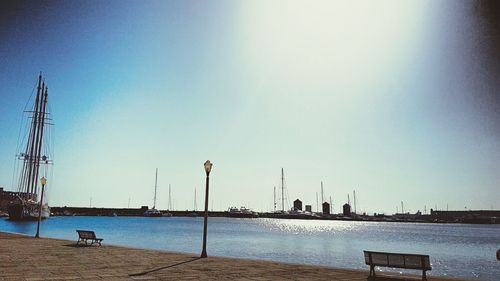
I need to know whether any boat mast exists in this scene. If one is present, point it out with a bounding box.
[281,168,284,213]
[321,181,324,204]
[32,84,48,198]
[153,168,158,209]
[353,190,357,216]
[273,186,276,212]
[168,184,172,210]
[20,74,42,198]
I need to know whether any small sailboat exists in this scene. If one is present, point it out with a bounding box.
[8,73,53,221]
[162,184,173,217]
[143,168,162,217]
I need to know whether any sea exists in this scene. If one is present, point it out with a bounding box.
[1,216,498,280]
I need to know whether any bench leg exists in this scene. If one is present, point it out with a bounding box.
[422,270,427,281]
[370,265,375,277]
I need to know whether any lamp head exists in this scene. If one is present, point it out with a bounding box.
[40,177,47,186]
[204,160,213,175]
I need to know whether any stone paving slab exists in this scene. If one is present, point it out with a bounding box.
[0,232,470,281]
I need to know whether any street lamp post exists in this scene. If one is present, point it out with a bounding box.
[35,177,47,238]
[201,160,213,258]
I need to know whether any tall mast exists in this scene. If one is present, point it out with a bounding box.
[194,188,197,211]
[32,85,48,198]
[321,181,324,204]
[168,184,172,210]
[329,196,332,214]
[353,190,357,216]
[21,74,42,198]
[273,186,276,212]
[153,168,158,209]
[281,168,284,213]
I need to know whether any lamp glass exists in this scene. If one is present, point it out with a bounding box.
[40,177,47,186]
[204,160,213,174]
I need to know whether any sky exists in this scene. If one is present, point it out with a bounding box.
[0,0,499,214]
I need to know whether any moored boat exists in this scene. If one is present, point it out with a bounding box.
[228,206,259,218]
[143,168,168,217]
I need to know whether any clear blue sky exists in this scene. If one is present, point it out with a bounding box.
[1,0,499,214]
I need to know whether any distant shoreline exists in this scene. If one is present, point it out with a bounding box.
[46,206,500,224]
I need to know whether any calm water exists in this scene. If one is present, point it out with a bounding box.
[1,216,498,280]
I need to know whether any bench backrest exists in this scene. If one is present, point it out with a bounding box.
[76,230,97,239]
[364,250,431,270]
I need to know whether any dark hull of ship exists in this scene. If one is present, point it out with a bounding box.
[8,202,50,221]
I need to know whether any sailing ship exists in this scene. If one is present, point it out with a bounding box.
[143,168,163,217]
[8,73,52,221]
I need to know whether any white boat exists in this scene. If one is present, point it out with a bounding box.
[228,206,258,218]
[143,208,162,217]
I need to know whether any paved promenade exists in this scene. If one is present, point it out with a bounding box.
[0,232,470,281]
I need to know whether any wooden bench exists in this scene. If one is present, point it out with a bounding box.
[76,230,103,246]
[364,250,431,280]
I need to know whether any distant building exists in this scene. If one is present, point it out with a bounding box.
[322,202,330,215]
[305,205,312,212]
[343,203,351,216]
[293,199,302,211]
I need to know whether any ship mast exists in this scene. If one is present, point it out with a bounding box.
[321,181,324,205]
[168,184,172,210]
[18,73,49,201]
[281,168,284,213]
[273,186,276,212]
[33,84,48,198]
[153,168,158,209]
[20,74,42,198]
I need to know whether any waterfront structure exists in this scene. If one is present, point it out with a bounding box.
[429,209,500,223]
[305,205,312,212]
[293,199,302,211]
[343,203,351,217]
[8,73,52,221]
[322,202,330,215]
